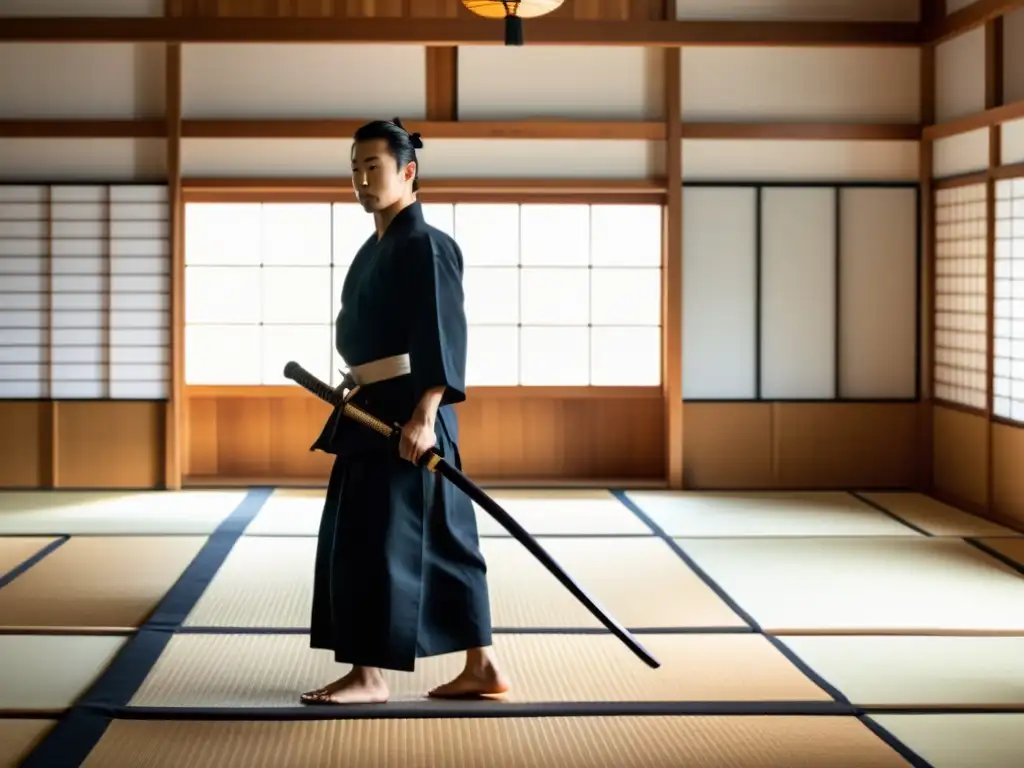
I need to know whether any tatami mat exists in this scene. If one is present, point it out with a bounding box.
[243,489,323,536]
[975,537,1024,569]
[0,536,208,631]
[183,536,747,630]
[0,719,55,768]
[127,632,831,709]
[779,635,1024,709]
[81,716,911,768]
[624,491,921,537]
[0,635,127,713]
[483,537,746,629]
[182,537,313,628]
[676,536,1024,634]
[0,536,60,577]
[246,488,652,537]
[859,492,1022,537]
[0,490,245,535]
[872,713,1024,768]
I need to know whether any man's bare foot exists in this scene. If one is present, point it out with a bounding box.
[428,647,510,699]
[300,666,389,705]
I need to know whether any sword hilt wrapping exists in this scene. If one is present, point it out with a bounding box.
[284,361,441,471]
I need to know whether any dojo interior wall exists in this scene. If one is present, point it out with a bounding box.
[926,6,1024,529]
[0,0,1022,529]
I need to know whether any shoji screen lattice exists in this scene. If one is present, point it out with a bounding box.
[0,184,170,400]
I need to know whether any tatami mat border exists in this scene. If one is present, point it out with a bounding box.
[847,493,933,536]
[965,538,1024,577]
[0,537,68,589]
[14,485,992,768]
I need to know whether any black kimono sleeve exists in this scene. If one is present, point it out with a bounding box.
[406,232,468,407]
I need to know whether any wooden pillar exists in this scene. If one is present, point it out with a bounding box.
[663,46,684,488]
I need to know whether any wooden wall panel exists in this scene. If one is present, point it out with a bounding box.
[183,388,666,484]
[932,404,989,509]
[167,0,665,20]
[455,390,665,481]
[0,401,164,489]
[992,422,1024,527]
[0,402,47,488]
[54,402,165,488]
[185,395,335,479]
[683,403,920,489]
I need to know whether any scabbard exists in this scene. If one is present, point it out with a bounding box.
[283,360,660,670]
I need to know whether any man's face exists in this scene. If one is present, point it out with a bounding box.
[351,138,414,213]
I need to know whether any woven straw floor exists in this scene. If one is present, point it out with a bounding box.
[2,487,1023,768]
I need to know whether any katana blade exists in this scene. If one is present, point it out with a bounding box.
[283,360,660,670]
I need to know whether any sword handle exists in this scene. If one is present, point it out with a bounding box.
[284,361,441,472]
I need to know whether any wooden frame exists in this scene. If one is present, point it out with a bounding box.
[0,17,922,46]
[0,119,924,142]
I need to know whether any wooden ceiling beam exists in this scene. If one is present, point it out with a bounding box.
[181,119,667,140]
[922,98,1024,140]
[0,119,923,142]
[0,17,922,46]
[928,0,1024,44]
[0,119,166,138]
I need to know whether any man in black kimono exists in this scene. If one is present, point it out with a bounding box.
[300,119,509,705]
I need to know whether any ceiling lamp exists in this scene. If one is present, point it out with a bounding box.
[462,1,566,46]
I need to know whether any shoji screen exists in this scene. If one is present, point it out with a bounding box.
[933,183,988,411]
[760,187,837,399]
[50,186,107,398]
[994,178,1024,423]
[110,186,171,398]
[682,183,919,401]
[682,186,758,399]
[0,184,170,400]
[0,186,48,398]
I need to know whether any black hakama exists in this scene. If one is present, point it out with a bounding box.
[308,200,492,672]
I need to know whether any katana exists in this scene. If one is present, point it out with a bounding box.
[283,360,660,670]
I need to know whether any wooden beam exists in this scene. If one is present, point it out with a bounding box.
[180,177,668,205]
[0,119,925,143]
[664,47,684,489]
[0,17,923,46]
[185,385,662,400]
[182,178,666,194]
[918,3,937,493]
[984,18,1003,516]
[425,47,458,122]
[922,98,1024,140]
[165,43,183,491]
[181,119,667,141]
[182,120,921,142]
[0,120,166,138]
[929,0,1024,43]
[680,122,922,140]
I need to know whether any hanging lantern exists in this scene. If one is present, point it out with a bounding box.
[462,1,566,46]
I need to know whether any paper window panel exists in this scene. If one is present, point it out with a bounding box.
[994,178,1024,423]
[47,186,107,399]
[108,185,170,399]
[184,201,664,387]
[0,185,49,398]
[933,183,989,410]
